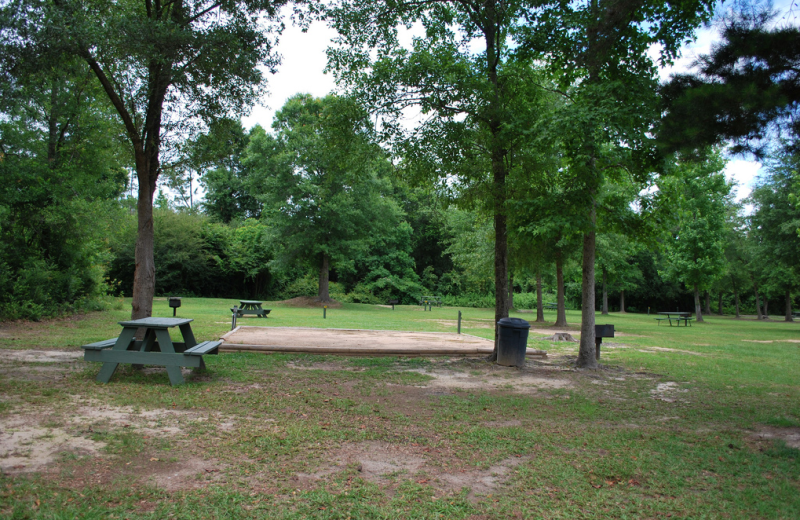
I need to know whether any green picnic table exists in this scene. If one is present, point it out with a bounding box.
[81,317,220,386]
[231,300,271,318]
[420,295,442,308]
[656,312,693,326]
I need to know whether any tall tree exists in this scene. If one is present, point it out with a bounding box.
[4,0,290,319]
[247,94,402,301]
[748,150,800,321]
[327,0,557,359]
[518,0,714,367]
[659,153,732,322]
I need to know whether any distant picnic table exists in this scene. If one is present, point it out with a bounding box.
[81,317,220,385]
[656,312,693,327]
[420,296,442,308]
[232,300,271,318]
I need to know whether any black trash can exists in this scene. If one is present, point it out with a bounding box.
[496,317,531,367]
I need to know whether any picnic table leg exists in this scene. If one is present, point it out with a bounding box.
[178,324,197,351]
[95,327,136,383]
[132,329,158,370]
[155,329,185,385]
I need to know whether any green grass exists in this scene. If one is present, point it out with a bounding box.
[1,299,799,518]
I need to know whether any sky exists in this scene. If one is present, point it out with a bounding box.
[235,1,799,204]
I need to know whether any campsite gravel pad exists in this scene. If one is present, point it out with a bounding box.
[221,326,545,357]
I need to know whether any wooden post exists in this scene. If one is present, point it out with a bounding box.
[323,305,327,319]
[458,311,462,334]
[231,306,238,331]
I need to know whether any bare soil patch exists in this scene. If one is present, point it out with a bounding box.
[0,349,82,363]
[276,297,343,309]
[408,366,572,392]
[0,397,222,477]
[286,361,365,372]
[750,426,800,449]
[296,440,529,500]
[650,382,689,403]
[742,339,800,344]
[0,348,84,381]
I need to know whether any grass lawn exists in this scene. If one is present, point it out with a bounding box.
[1,297,799,519]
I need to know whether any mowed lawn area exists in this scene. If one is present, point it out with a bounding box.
[1,298,799,519]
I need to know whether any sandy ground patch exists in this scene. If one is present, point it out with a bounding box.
[743,339,800,344]
[287,361,365,372]
[0,349,82,363]
[296,440,528,500]
[0,348,84,381]
[750,426,800,449]
[408,367,572,392]
[650,382,689,403]
[0,397,229,476]
[0,413,106,473]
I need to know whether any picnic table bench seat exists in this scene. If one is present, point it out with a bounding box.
[184,340,222,356]
[81,338,120,350]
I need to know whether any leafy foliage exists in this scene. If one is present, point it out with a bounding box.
[659,8,800,157]
[0,51,128,320]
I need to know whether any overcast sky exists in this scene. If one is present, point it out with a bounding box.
[235,1,799,204]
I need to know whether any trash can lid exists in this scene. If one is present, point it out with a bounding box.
[497,317,531,329]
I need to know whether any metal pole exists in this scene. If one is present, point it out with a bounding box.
[323,305,327,319]
[231,306,238,330]
[458,311,462,334]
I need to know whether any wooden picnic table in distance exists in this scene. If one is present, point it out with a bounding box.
[420,295,443,307]
[81,317,221,385]
[232,300,271,318]
[656,312,693,327]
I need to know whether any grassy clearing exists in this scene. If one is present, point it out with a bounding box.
[1,299,799,519]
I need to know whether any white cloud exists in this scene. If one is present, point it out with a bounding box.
[241,17,340,130]
[724,158,762,202]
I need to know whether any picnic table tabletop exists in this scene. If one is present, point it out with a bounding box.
[118,317,193,328]
[239,300,264,306]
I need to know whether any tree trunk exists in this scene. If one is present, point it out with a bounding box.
[718,291,723,315]
[536,270,545,323]
[694,285,704,322]
[577,204,597,369]
[508,273,514,311]
[752,273,763,319]
[484,8,509,362]
[317,253,331,302]
[601,268,608,315]
[619,289,626,313]
[732,276,740,318]
[555,254,567,327]
[786,289,793,322]
[764,298,769,318]
[131,152,157,321]
[704,290,711,316]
